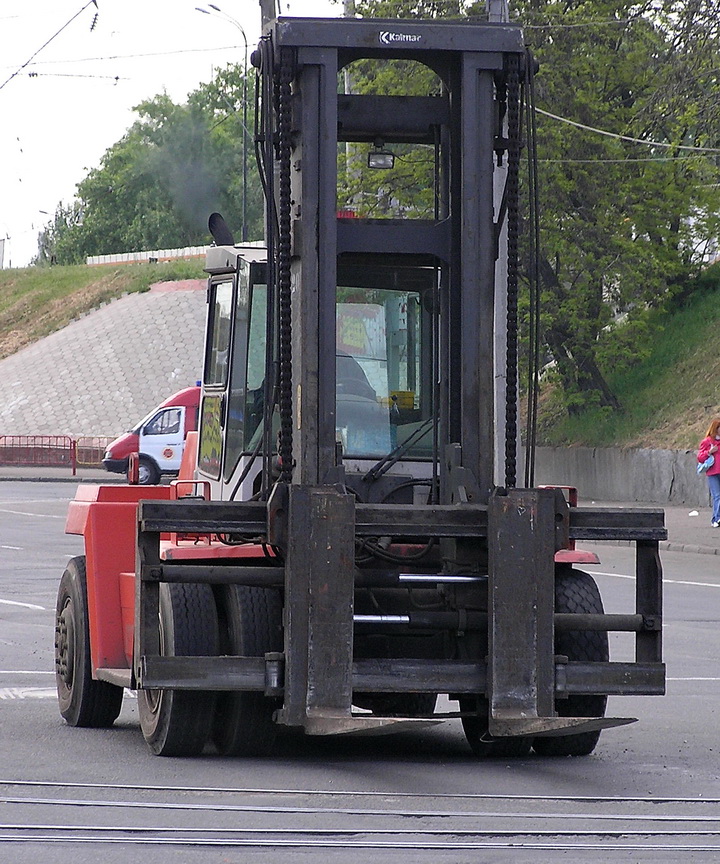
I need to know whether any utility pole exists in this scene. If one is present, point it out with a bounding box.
[260,0,277,28]
[487,0,509,23]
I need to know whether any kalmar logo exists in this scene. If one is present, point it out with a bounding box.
[378,31,423,45]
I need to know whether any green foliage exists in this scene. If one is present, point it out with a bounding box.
[539,270,720,447]
[517,0,720,415]
[353,0,720,421]
[37,64,261,264]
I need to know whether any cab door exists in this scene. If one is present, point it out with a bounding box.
[197,253,268,501]
[138,405,186,474]
[197,274,235,499]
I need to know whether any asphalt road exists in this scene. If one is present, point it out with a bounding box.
[1,481,720,863]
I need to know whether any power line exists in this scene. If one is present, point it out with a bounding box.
[536,107,720,154]
[539,156,708,163]
[0,0,98,92]
[0,45,243,72]
[525,19,631,29]
[25,72,126,82]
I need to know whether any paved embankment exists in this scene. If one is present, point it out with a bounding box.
[0,280,206,437]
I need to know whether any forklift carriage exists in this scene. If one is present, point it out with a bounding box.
[56,15,665,758]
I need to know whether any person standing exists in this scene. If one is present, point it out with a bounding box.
[698,418,720,527]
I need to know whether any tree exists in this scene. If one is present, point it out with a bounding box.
[37,64,260,264]
[354,0,720,416]
[513,0,720,413]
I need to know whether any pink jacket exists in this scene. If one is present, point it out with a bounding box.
[698,436,720,476]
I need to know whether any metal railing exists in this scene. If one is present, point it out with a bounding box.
[0,435,114,474]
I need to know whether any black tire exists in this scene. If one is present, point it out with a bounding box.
[353,693,438,717]
[55,556,124,727]
[138,583,219,756]
[212,585,283,756]
[532,568,608,757]
[459,695,532,758]
[133,456,160,485]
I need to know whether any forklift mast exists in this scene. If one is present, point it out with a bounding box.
[261,16,519,501]
[186,15,664,740]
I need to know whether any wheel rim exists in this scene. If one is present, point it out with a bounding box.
[138,463,151,484]
[55,597,75,690]
[142,605,166,717]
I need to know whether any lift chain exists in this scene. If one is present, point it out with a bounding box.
[277,47,294,484]
[504,54,521,489]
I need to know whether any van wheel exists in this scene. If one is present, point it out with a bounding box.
[55,556,124,727]
[133,456,160,485]
[138,583,218,756]
[212,585,283,756]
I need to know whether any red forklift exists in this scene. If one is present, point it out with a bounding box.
[55,12,665,758]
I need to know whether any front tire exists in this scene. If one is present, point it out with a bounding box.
[138,583,219,756]
[532,568,608,757]
[353,693,438,717]
[460,695,532,758]
[212,585,283,756]
[55,556,124,727]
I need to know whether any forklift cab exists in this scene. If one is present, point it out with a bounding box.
[200,246,438,503]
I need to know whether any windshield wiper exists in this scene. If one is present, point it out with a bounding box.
[362,417,435,483]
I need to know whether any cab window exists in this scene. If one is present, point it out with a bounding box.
[204,280,234,387]
[335,261,434,460]
[144,407,182,436]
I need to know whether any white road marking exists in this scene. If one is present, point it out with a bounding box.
[0,670,54,675]
[591,569,720,590]
[0,598,46,610]
[0,507,63,519]
[0,688,56,700]
[0,545,23,550]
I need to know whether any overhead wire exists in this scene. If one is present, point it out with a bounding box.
[1,45,244,70]
[0,0,98,93]
[536,107,720,154]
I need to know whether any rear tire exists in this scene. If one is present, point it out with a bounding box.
[55,556,124,727]
[212,585,283,756]
[532,569,608,757]
[138,583,219,756]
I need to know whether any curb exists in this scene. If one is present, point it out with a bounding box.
[0,475,125,484]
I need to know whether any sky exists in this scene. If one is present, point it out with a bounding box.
[0,0,340,268]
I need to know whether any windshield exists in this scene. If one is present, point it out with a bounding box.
[335,267,435,460]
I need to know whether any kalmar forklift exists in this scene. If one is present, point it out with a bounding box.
[55,13,666,758]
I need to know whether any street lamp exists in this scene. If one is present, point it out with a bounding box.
[196,5,250,242]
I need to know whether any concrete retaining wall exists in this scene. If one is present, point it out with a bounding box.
[533,446,709,506]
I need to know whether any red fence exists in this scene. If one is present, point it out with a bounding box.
[0,436,114,474]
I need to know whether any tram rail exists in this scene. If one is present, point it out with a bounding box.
[2,780,720,853]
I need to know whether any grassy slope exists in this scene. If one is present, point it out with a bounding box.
[0,260,205,361]
[537,275,720,451]
[1,262,718,452]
